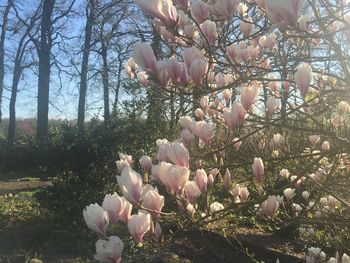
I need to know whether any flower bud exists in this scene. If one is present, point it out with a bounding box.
[262,195,279,219]
[83,204,109,236]
[200,20,218,44]
[127,212,151,243]
[252,157,264,183]
[265,0,303,31]
[195,168,208,193]
[295,63,312,96]
[94,236,124,263]
[132,42,157,73]
[102,193,125,224]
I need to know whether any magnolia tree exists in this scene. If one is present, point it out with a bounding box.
[83,0,350,262]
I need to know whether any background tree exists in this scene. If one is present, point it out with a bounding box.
[0,0,13,125]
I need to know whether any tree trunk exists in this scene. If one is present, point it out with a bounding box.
[37,0,54,138]
[8,66,20,145]
[101,43,110,123]
[77,0,95,131]
[0,0,13,125]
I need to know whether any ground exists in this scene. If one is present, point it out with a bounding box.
[0,175,306,263]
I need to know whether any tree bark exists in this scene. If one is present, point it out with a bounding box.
[77,0,95,131]
[37,0,54,138]
[8,64,20,145]
[0,0,13,125]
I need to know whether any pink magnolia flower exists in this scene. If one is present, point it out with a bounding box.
[179,116,194,130]
[239,187,250,202]
[125,58,138,79]
[266,96,279,115]
[237,3,248,16]
[156,139,171,162]
[167,165,190,195]
[154,222,163,242]
[94,236,124,263]
[302,191,310,200]
[165,142,190,168]
[118,153,134,165]
[279,168,290,179]
[200,20,218,44]
[232,137,242,151]
[309,135,320,146]
[282,81,290,91]
[139,155,153,172]
[223,102,246,131]
[230,184,240,198]
[83,204,109,236]
[252,157,264,183]
[183,47,203,72]
[195,168,208,193]
[158,162,189,194]
[338,101,349,115]
[117,166,143,204]
[239,17,254,37]
[132,42,157,73]
[192,121,214,145]
[241,83,260,111]
[207,173,215,186]
[189,58,208,86]
[267,75,279,92]
[321,141,330,151]
[156,58,183,86]
[134,0,177,28]
[127,212,151,243]
[181,129,195,147]
[262,195,279,219]
[195,108,205,119]
[184,180,201,204]
[295,63,312,96]
[271,133,285,148]
[222,89,232,102]
[283,188,296,201]
[224,168,232,189]
[142,187,165,216]
[191,0,210,23]
[151,164,160,181]
[210,201,224,213]
[200,96,209,111]
[158,162,173,192]
[116,159,129,174]
[102,193,125,224]
[265,0,304,31]
[186,203,196,217]
[212,0,240,20]
[119,197,133,223]
[137,72,148,87]
[156,60,171,86]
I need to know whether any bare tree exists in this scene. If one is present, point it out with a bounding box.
[8,25,36,144]
[0,0,13,125]
[36,0,55,138]
[77,0,96,131]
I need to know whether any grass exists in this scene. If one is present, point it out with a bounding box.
[0,189,94,262]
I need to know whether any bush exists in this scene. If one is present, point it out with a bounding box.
[35,114,171,226]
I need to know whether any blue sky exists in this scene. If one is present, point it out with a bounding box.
[1,0,135,120]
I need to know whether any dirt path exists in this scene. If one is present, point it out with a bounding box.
[0,179,52,195]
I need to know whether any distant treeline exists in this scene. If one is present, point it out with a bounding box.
[0,118,75,140]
